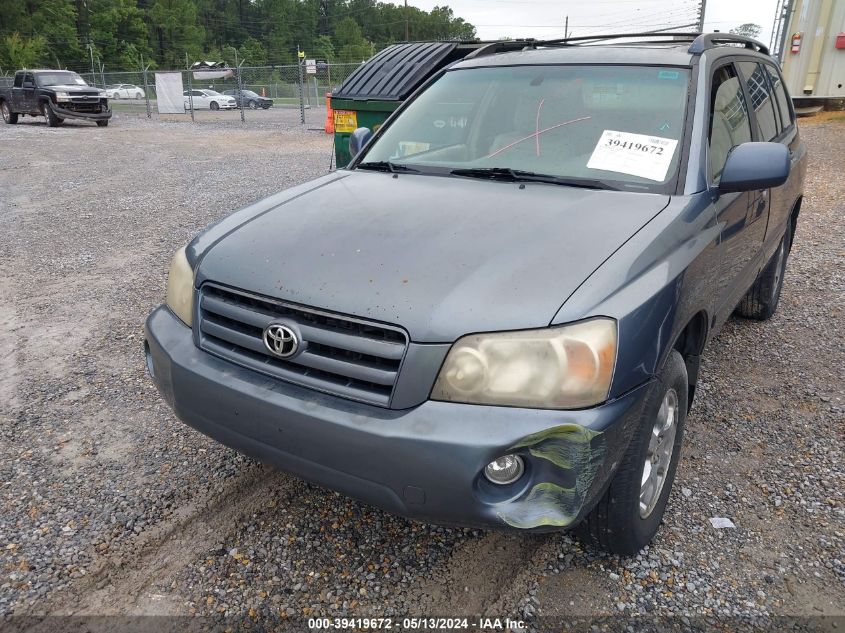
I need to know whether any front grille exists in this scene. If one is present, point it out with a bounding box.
[65,102,103,113]
[197,284,408,407]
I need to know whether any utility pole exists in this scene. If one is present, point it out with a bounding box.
[88,42,96,78]
[405,0,410,41]
[697,0,707,32]
[564,15,569,39]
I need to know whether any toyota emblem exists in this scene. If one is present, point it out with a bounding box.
[262,323,299,358]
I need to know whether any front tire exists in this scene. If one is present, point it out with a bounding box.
[96,120,109,127]
[576,350,688,555]
[135,93,142,99]
[42,102,63,127]
[248,100,258,109]
[735,223,791,321]
[1,101,18,124]
[210,101,219,111]
[113,92,120,99]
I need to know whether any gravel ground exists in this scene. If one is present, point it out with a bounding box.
[1,110,843,630]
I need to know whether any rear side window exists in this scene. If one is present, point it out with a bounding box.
[708,65,752,183]
[738,62,779,141]
[764,64,794,129]
[13,73,23,88]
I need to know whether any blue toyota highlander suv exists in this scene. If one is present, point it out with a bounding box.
[144,33,806,554]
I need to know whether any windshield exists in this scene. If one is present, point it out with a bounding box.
[36,72,88,87]
[359,65,691,190]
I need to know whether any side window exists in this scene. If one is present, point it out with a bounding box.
[24,73,35,87]
[738,61,779,141]
[13,73,23,88]
[765,63,794,129]
[708,65,752,183]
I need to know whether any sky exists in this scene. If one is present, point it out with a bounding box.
[410,0,780,49]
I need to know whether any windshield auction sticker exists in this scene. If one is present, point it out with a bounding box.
[587,130,678,182]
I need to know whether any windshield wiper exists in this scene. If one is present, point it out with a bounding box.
[450,167,618,191]
[355,161,420,173]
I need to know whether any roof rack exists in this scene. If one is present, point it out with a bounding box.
[687,33,769,55]
[463,39,537,60]
[534,31,769,56]
[539,32,701,47]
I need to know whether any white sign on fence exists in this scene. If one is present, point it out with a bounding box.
[305,59,317,75]
[154,72,185,114]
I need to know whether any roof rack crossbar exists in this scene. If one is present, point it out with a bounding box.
[539,32,702,46]
[688,33,769,55]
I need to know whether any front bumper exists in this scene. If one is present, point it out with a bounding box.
[144,305,650,531]
[52,102,112,121]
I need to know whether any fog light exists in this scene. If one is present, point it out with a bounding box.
[484,455,524,485]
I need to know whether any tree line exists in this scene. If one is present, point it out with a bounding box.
[0,0,476,73]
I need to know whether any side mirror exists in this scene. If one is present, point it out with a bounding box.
[348,127,373,158]
[719,142,789,193]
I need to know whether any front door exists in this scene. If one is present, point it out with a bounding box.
[23,73,38,113]
[707,62,762,319]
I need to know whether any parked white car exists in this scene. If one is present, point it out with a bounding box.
[183,89,237,111]
[105,84,145,99]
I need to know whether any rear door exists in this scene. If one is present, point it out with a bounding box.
[707,62,760,316]
[11,72,24,110]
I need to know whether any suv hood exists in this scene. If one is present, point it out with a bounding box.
[196,171,669,342]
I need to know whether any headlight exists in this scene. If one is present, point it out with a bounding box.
[165,245,195,327]
[431,318,617,409]
[98,90,108,98]
[54,91,70,102]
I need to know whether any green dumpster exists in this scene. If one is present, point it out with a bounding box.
[331,99,400,168]
[332,40,520,168]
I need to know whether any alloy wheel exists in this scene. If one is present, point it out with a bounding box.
[640,388,679,518]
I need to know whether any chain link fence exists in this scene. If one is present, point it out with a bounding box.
[76,62,361,125]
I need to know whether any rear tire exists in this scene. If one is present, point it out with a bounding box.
[576,350,688,555]
[135,93,142,99]
[248,100,258,109]
[96,120,109,127]
[42,102,62,127]
[1,101,18,124]
[113,92,120,99]
[210,101,219,111]
[735,222,791,321]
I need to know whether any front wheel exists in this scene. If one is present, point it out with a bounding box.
[576,350,688,555]
[135,93,143,99]
[248,100,258,109]
[96,120,109,127]
[113,92,120,99]
[41,102,63,127]
[735,222,791,321]
[1,101,18,124]
[209,101,219,111]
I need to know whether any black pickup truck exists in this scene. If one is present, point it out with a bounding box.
[0,69,111,127]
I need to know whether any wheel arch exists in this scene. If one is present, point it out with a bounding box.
[788,195,802,253]
[671,310,709,411]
